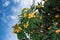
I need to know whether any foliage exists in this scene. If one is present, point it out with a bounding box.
[13,0,60,40]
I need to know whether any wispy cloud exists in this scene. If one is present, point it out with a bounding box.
[12,7,20,13]
[3,1,10,7]
[10,15,17,20]
[13,0,21,3]
[20,0,31,8]
[11,0,42,14]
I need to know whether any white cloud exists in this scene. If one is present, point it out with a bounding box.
[35,0,42,5]
[20,0,31,8]
[3,1,10,7]
[13,0,21,3]
[12,7,20,13]
[10,15,17,20]
[12,0,42,14]
[18,0,42,11]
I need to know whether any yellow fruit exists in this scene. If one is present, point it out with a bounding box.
[13,29,20,33]
[28,12,35,19]
[28,17,31,19]
[28,14,33,18]
[24,21,29,28]
[55,29,60,34]
[40,16,42,20]
[55,14,59,18]
[18,27,22,30]
[48,27,52,30]
[23,13,27,17]
[54,22,58,26]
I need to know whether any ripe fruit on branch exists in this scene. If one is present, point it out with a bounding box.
[24,21,29,28]
[55,29,60,34]
[28,12,35,19]
[54,22,58,26]
[55,14,59,18]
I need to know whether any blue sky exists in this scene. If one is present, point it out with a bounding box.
[0,0,42,40]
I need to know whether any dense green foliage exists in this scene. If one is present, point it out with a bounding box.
[13,0,60,40]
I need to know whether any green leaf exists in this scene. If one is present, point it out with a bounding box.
[21,8,27,14]
[47,30,54,35]
[51,33,57,40]
[57,34,60,40]
[43,35,49,40]
[17,31,26,40]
